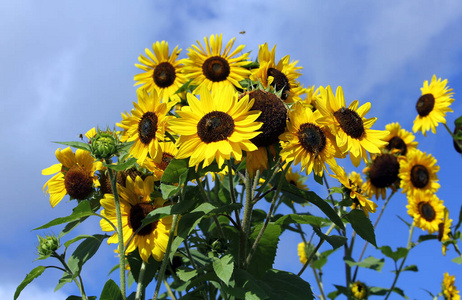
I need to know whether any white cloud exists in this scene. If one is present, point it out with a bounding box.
[0,283,67,300]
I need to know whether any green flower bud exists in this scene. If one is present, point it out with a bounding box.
[36,234,60,259]
[90,130,118,159]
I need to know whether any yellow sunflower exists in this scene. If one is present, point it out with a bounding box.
[134,41,188,103]
[117,89,175,164]
[399,149,440,197]
[383,122,418,156]
[250,43,303,102]
[184,34,250,93]
[286,166,309,191]
[297,242,308,265]
[316,86,389,167]
[413,75,454,136]
[279,101,340,177]
[351,281,368,300]
[42,147,102,207]
[329,164,377,217]
[362,152,400,200]
[443,272,461,300]
[99,176,173,262]
[406,191,444,234]
[246,146,269,178]
[141,141,178,181]
[439,208,452,256]
[168,86,262,170]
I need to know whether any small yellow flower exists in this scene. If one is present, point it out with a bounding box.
[443,272,461,300]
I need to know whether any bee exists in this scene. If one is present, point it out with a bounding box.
[78,133,84,140]
[239,31,246,35]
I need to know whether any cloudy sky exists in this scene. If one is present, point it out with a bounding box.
[2,0,462,299]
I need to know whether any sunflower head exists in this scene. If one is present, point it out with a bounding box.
[442,272,460,300]
[406,191,445,234]
[384,122,418,156]
[184,34,251,93]
[438,208,453,256]
[413,75,454,136]
[351,281,368,300]
[362,152,400,200]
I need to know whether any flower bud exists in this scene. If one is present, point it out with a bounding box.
[36,234,59,259]
[90,130,118,159]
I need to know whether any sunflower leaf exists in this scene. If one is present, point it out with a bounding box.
[344,256,384,271]
[212,253,234,286]
[14,266,46,300]
[379,246,408,262]
[247,222,282,278]
[454,115,462,127]
[274,213,326,228]
[67,234,107,278]
[344,210,376,247]
[312,226,347,249]
[451,256,462,264]
[104,157,137,171]
[34,201,95,230]
[99,279,123,300]
[53,141,91,152]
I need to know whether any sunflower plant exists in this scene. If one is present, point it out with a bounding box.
[16,34,462,300]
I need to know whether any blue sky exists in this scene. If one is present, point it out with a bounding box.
[2,0,462,299]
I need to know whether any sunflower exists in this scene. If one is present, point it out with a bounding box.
[351,281,368,300]
[285,166,309,191]
[439,208,453,256]
[250,43,303,102]
[383,122,418,156]
[246,147,269,178]
[134,41,188,103]
[443,273,461,300]
[279,101,340,177]
[42,147,103,207]
[117,89,175,164]
[297,242,308,265]
[406,191,445,233]
[362,152,400,200]
[99,176,173,262]
[316,86,389,167]
[399,149,440,197]
[329,164,377,217]
[301,85,321,111]
[413,75,454,136]
[169,86,262,170]
[141,141,178,181]
[184,34,250,93]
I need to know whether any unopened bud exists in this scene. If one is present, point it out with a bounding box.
[36,234,59,259]
[91,130,118,159]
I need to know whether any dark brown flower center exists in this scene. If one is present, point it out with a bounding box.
[128,203,157,236]
[138,112,158,145]
[197,111,235,143]
[64,166,93,199]
[333,107,365,139]
[386,136,407,155]
[202,56,230,82]
[153,62,176,88]
[246,90,287,147]
[416,94,435,117]
[369,154,399,188]
[418,202,436,222]
[297,123,326,155]
[267,68,290,100]
[437,222,445,241]
[410,164,429,188]
[155,152,174,171]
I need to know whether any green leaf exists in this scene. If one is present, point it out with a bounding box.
[313,172,323,185]
[14,266,46,300]
[418,234,438,243]
[160,183,180,199]
[344,256,384,272]
[312,227,347,249]
[53,141,91,152]
[161,158,189,185]
[99,279,123,300]
[402,265,418,272]
[455,115,462,127]
[142,197,195,228]
[379,246,408,262]
[344,210,376,246]
[451,256,462,264]
[213,254,234,286]
[247,223,282,278]
[64,234,96,248]
[278,179,344,230]
[262,269,314,300]
[34,201,95,230]
[58,218,89,239]
[176,267,199,282]
[104,157,137,171]
[68,234,107,277]
[313,249,337,269]
[454,204,462,232]
[126,250,161,287]
[66,296,97,300]
[55,272,73,291]
[274,213,325,228]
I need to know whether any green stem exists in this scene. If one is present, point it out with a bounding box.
[53,252,87,300]
[297,223,335,276]
[352,191,394,282]
[240,170,253,268]
[443,122,455,138]
[163,279,178,300]
[153,213,180,300]
[312,265,326,300]
[106,161,126,300]
[245,162,291,267]
[135,261,147,300]
[384,223,415,300]
[196,176,226,239]
[228,160,241,227]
